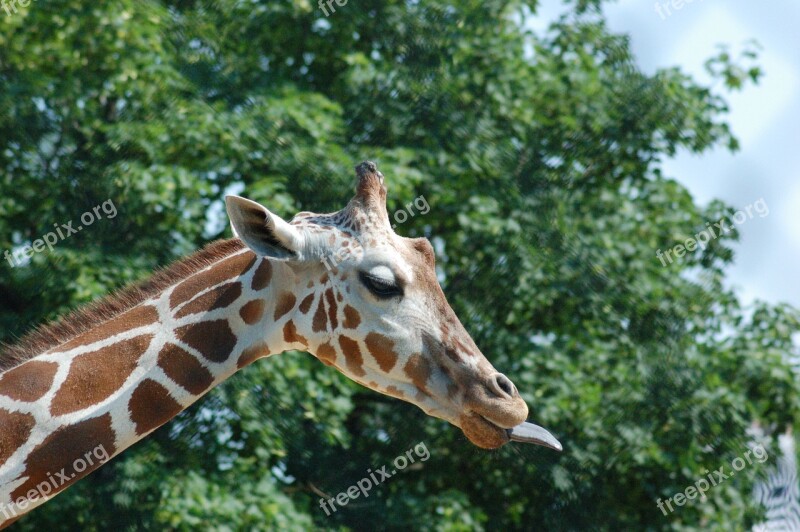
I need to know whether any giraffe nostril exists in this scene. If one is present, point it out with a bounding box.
[490,373,517,399]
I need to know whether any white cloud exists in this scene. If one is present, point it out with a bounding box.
[668,6,800,148]
[783,182,800,249]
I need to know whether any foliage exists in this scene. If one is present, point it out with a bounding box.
[0,0,797,529]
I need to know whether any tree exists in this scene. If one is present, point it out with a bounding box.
[1,0,796,529]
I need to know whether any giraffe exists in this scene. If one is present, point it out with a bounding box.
[0,161,561,526]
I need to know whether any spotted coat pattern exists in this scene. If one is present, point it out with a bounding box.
[0,163,529,526]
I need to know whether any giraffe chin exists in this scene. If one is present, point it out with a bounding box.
[459,412,514,449]
[459,413,563,451]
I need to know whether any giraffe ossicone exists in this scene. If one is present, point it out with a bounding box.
[0,161,559,526]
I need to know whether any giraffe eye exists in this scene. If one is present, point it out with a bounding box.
[359,271,403,299]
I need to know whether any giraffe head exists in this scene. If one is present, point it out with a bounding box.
[225,162,560,450]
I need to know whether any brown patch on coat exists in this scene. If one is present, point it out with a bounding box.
[129,379,183,436]
[312,296,328,332]
[171,252,255,308]
[157,343,214,395]
[298,293,315,314]
[404,354,432,393]
[273,292,297,321]
[338,336,365,377]
[10,413,117,501]
[444,344,462,363]
[175,319,237,363]
[283,321,308,347]
[56,305,159,352]
[0,360,58,402]
[364,333,398,372]
[342,305,361,329]
[422,331,462,364]
[239,299,265,325]
[316,342,337,366]
[238,342,271,368]
[175,282,242,319]
[0,408,35,464]
[50,335,154,416]
[251,259,273,291]
[324,289,338,329]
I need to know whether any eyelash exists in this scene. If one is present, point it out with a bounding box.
[358,271,404,299]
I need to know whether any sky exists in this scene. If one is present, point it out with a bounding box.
[532,0,800,309]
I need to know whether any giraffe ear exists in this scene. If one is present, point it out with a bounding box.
[225,195,304,260]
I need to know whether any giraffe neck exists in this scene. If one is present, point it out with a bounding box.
[0,244,308,524]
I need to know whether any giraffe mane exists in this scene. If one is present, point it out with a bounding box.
[0,238,246,372]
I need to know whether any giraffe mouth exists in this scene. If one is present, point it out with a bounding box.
[476,416,562,451]
[460,412,563,451]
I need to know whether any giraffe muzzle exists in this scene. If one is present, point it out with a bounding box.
[465,373,562,451]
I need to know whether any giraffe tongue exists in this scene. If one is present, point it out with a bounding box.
[507,422,563,451]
